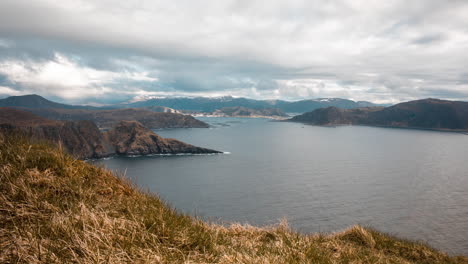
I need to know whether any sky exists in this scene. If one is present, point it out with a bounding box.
[0,0,468,105]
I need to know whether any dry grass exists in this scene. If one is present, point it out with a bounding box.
[1,133,467,264]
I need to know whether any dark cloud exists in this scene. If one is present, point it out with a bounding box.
[0,0,468,104]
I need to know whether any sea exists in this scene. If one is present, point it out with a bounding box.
[92,117,468,255]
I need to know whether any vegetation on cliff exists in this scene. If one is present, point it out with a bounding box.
[0,135,465,263]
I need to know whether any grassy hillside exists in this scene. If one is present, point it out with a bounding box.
[0,134,466,263]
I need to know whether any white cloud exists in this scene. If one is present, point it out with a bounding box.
[0,0,468,103]
[0,53,158,100]
[0,86,22,96]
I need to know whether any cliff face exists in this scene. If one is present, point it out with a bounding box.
[289,99,468,132]
[0,120,111,159]
[0,108,220,159]
[104,121,221,155]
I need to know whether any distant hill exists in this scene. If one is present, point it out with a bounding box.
[17,107,209,129]
[0,107,60,126]
[210,106,288,118]
[0,95,209,129]
[124,96,380,113]
[289,98,468,132]
[289,107,384,125]
[0,94,97,109]
[0,108,220,158]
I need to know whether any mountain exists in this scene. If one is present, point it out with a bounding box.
[0,94,96,109]
[18,107,209,129]
[1,95,209,129]
[210,106,288,118]
[289,98,468,132]
[0,108,220,158]
[289,107,383,125]
[124,96,380,113]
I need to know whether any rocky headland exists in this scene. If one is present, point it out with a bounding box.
[0,107,220,159]
[289,98,468,132]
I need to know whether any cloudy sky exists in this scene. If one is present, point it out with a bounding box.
[0,0,468,105]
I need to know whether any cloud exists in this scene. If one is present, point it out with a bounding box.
[0,0,468,104]
[0,53,158,103]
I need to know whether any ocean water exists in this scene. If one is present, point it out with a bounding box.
[92,117,468,255]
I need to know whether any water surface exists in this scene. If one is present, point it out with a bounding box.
[93,117,468,255]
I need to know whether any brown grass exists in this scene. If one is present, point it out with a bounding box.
[1,133,467,263]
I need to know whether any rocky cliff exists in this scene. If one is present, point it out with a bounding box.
[0,108,220,158]
[104,121,221,155]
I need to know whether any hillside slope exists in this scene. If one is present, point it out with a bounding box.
[0,135,465,263]
[0,95,209,129]
[0,94,95,109]
[17,107,209,129]
[289,99,468,132]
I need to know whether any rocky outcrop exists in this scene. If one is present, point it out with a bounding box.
[0,108,220,159]
[289,99,468,132]
[104,121,221,155]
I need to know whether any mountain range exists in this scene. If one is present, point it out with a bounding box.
[0,94,380,113]
[289,98,468,132]
[123,96,380,113]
